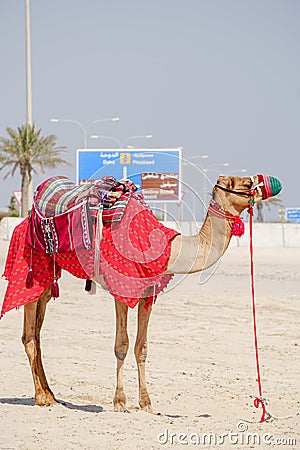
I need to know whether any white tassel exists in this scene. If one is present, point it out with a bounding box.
[88,281,97,295]
[94,206,103,280]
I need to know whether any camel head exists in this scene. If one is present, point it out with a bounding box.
[212,174,282,215]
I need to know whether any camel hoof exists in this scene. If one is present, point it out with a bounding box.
[35,394,60,407]
[114,403,130,413]
[141,404,155,414]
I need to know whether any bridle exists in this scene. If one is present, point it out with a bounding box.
[214,184,255,198]
[208,177,263,236]
[213,176,264,198]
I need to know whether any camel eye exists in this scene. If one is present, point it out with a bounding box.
[243,179,252,189]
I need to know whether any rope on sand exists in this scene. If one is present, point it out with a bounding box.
[241,410,299,423]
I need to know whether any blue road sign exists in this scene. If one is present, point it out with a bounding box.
[286,208,300,223]
[76,148,181,202]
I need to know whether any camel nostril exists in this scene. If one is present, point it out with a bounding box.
[257,175,282,199]
[269,177,282,196]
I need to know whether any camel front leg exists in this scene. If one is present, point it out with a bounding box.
[113,299,129,412]
[22,287,57,406]
[134,298,153,413]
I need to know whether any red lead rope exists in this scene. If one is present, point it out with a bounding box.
[248,198,267,423]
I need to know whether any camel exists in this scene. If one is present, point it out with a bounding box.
[4,173,282,412]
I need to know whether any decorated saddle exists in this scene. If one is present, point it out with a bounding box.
[26,176,128,254]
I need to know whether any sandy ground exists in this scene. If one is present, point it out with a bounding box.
[0,239,299,450]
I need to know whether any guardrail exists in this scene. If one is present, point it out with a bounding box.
[163,221,300,247]
[1,217,300,247]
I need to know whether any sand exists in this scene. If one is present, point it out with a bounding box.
[0,239,299,449]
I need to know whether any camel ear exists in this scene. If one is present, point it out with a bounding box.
[217,176,236,190]
[216,175,230,187]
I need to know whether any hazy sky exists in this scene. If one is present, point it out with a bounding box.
[0,0,299,218]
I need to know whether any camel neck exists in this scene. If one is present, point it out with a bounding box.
[167,209,235,274]
[183,211,233,273]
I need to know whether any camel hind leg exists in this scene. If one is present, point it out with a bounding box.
[113,299,129,412]
[134,297,153,413]
[22,286,57,406]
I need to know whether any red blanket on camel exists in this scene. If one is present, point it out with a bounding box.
[1,196,179,317]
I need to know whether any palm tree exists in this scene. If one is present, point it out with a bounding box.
[0,123,70,217]
[256,196,284,223]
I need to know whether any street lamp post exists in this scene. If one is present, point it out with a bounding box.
[90,134,153,148]
[25,0,32,127]
[50,117,120,148]
[25,0,33,214]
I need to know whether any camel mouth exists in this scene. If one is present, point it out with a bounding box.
[257,175,282,199]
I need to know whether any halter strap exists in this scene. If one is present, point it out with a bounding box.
[214,184,254,197]
[214,179,263,197]
[208,199,245,237]
[208,199,239,221]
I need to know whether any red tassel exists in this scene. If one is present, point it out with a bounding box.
[231,217,245,237]
[26,269,34,289]
[51,280,60,298]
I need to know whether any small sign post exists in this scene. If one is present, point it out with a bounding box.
[12,190,22,217]
[286,208,300,223]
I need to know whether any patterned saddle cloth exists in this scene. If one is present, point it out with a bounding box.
[26,176,135,255]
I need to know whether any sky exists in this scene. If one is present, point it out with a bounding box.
[0,0,299,220]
